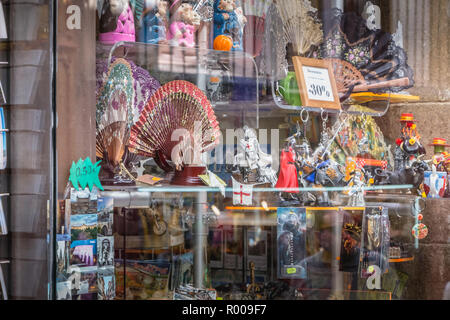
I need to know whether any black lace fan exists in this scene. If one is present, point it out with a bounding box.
[315,9,414,93]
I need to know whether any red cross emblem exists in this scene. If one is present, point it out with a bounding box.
[233,184,250,204]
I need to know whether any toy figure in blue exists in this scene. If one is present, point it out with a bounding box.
[138,0,169,44]
[213,0,246,51]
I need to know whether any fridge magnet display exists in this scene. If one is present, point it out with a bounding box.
[70,239,98,267]
[213,0,246,51]
[360,207,390,278]
[138,0,169,44]
[99,0,136,44]
[167,0,201,47]
[98,267,116,300]
[277,207,307,279]
[98,236,114,267]
[292,56,341,110]
[0,107,6,170]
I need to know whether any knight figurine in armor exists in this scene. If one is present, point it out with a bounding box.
[99,0,136,44]
[233,126,277,186]
[213,0,246,51]
[138,0,169,44]
[167,0,201,47]
[276,137,300,203]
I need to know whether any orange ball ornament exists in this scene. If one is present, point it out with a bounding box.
[213,35,233,51]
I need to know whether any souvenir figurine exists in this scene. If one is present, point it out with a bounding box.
[233,126,277,186]
[138,0,169,44]
[344,158,367,207]
[394,113,426,171]
[167,0,201,47]
[99,0,136,44]
[275,137,300,203]
[429,138,449,172]
[213,0,246,51]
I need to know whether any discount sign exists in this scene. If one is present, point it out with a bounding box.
[292,56,341,110]
[69,157,104,191]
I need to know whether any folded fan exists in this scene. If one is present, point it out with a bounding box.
[128,80,221,172]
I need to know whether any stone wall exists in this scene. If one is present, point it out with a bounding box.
[374,0,450,300]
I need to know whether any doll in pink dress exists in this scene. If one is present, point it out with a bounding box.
[167,0,200,47]
[99,0,136,44]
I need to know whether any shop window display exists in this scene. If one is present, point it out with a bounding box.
[0,0,448,301]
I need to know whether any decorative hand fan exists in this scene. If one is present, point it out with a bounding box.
[241,0,273,57]
[275,0,323,57]
[316,9,414,93]
[128,80,221,185]
[96,57,161,125]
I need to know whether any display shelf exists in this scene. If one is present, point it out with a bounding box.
[389,257,414,263]
[271,79,393,117]
[99,41,259,79]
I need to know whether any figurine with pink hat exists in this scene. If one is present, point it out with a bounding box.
[394,113,426,171]
[99,0,136,44]
[166,0,201,47]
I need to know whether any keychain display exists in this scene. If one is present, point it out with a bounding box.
[411,213,428,240]
[359,207,390,279]
[277,207,307,279]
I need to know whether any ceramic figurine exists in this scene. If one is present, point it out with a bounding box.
[275,137,300,203]
[213,0,246,51]
[428,138,449,172]
[394,113,426,171]
[99,0,136,44]
[138,0,169,44]
[233,126,277,186]
[344,159,367,207]
[167,0,201,47]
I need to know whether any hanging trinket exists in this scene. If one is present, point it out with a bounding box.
[412,213,428,240]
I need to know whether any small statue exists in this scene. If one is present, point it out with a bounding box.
[428,138,449,172]
[275,137,300,203]
[167,0,201,47]
[99,0,136,44]
[394,113,426,171]
[344,158,367,207]
[233,126,277,186]
[213,0,246,51]
[138,0,169,44]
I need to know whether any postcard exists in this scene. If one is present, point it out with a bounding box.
[70,214,98,241]
[97,236,114,267]
[98,267,115,300]
[70,239,97,267]
[56,240,70,280]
